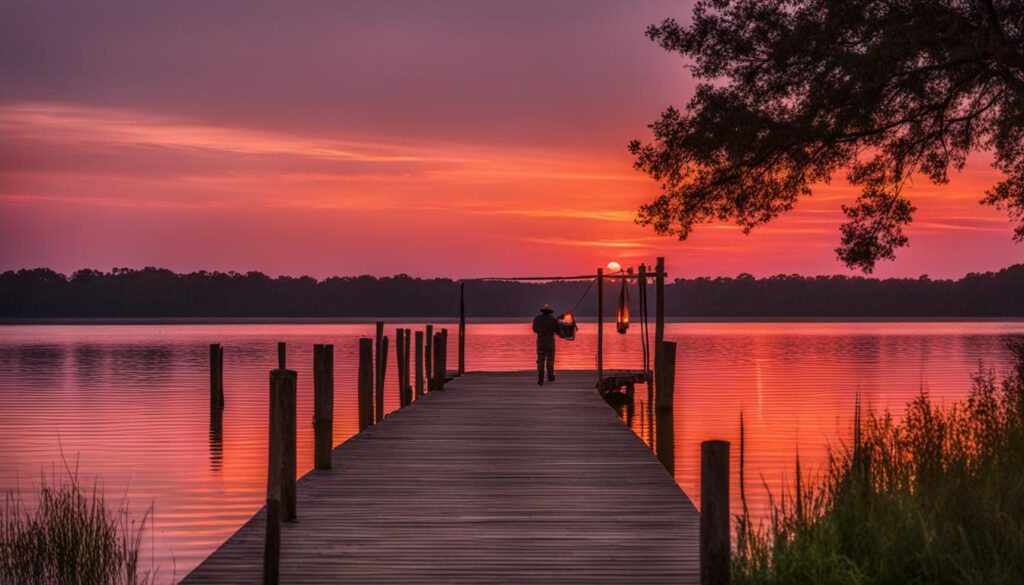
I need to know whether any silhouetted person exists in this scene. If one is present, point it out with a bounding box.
[533,304,558,385]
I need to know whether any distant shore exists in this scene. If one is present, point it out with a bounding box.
[3,316,1024,326]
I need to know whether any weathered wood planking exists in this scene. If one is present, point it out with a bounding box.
[183,371,699,584]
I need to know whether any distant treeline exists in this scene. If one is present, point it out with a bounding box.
[1,265,1023,318]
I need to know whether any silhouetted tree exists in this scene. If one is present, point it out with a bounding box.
[1,265,1023,318]
[631,0,1024,272]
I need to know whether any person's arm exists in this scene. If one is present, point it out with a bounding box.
[532,316,540,334]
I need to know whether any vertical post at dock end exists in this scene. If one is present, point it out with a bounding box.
[415,331,425,398]
[278,368,297,522]
[432,333,445,391]
[701,439,730,585]
[655,340,676,476]
[358,338,373,431]
[425,324,434,391]
[597,268,604,387]
[277,342,286,370]
[376,336,389,422]
[441,329,448,382]
[654,257,665,402]
[265,368,294,585]
[314,344,334,470]
[397,329,408,408]
[459,282,466,375]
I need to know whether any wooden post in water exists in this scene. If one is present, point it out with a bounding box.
[264,368,292,585]
[701,440,730,585]
[655,340,677,475]
[314,344,334,470]
[358,338,373,431]
[277,342,286,370]
[396,329,409,407]
[654,256,665,396]
[280,367,297,521]
[209,343,224,411]
[441,329,449,383]
[425,324,434,391]
[597,267,604,386]
[459,282,466,375]
[415,331,425,398]
[432,333,445,391]
[376,336,389,423]
[404,328,412,402]
[374,322,384,415]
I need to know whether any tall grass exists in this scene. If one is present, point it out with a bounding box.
[735,338,1024,584]
[0,461,155,585]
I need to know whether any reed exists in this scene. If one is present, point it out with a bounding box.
[734,337,1024,584]
[0,463,155,585]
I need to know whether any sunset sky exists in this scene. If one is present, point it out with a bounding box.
[1,0,1020,279]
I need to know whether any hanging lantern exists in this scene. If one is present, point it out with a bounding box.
[616,278,630,334]
[558,311,578,341]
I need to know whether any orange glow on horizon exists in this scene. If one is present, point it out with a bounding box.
[0,101,1020,280]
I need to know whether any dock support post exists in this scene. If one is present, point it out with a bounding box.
[655,340,676,475]
[397,329,411,407]
[654,256,665,396]
[415,331,425,398]
[264,368,292,585]
[701,440,730,585]
[210,343,224,411]
[441,329,448,383]
[358,339,373,431]
[425,324,434,391]
[404,329,412,401]
[314,344,334,470]
[597,268,604,386]
[459,282,466,375]
[277,342,286,370]
[433,333,445,391]
[376,336,389,423]
[374,322,384,416]
[280,368,297,521]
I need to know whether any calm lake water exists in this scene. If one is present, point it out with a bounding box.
[2,320,1023,582]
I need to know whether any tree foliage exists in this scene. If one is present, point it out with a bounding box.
[1,265,1023,318]
[630,0,1024,271]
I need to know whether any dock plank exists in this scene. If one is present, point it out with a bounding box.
[183,371,699,584]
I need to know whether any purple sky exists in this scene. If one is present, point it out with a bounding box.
[1,1,1020,278]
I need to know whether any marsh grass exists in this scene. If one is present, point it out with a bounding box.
[0,459,155,585]
[735,338,1024,584]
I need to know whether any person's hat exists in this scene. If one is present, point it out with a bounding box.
[541,304,553,313]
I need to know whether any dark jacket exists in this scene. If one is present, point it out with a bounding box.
[532,312,559,345]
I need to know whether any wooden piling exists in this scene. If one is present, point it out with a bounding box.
[358,338,373,431]
[374,322,384,415]
[414,331,424,398]
[209,343,224,411]
[432,333,445,391]
[277,342,286,370]
[397,329,410,407]
[425,324,434,391]
[440,329,449,383]
[597,267,604,385]
[459,282,466,375]
[404,328,412,402]
[654,256,665,384]
[376,336,389,423]
[314,344,334,470]
[700,440,730,585]
[655,340,677,475]
[279,367,297,522]
[264,368,291,585]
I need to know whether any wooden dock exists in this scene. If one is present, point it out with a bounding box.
[183,370,700,584]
